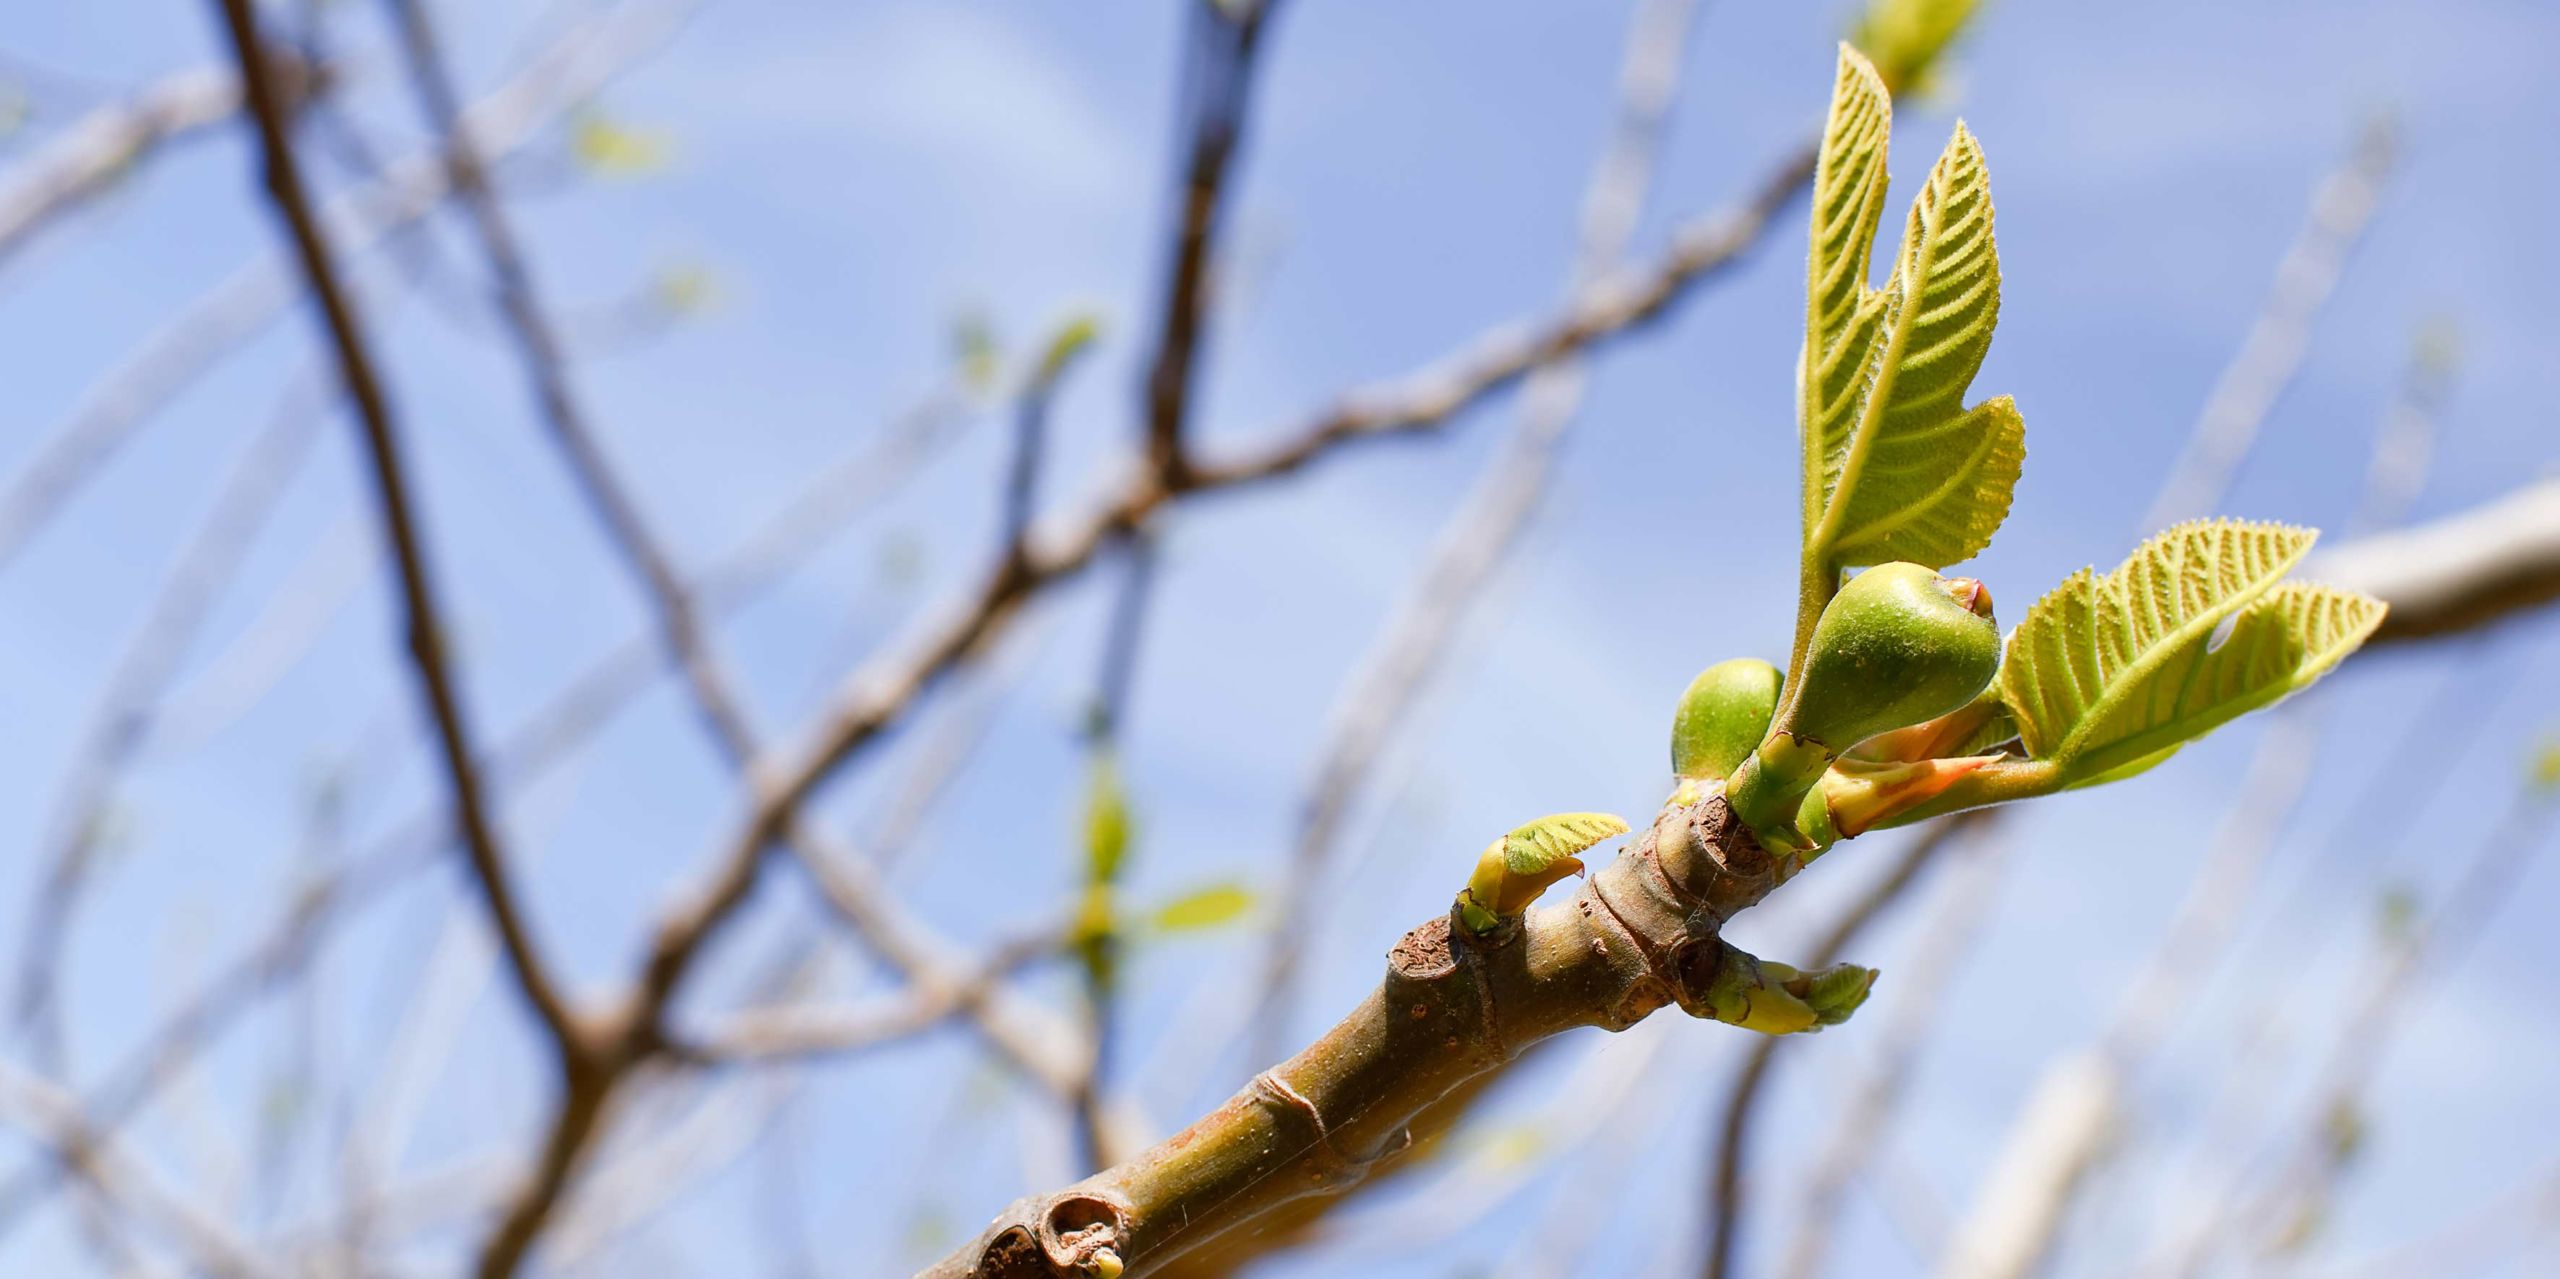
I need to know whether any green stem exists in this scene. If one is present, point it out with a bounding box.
[1783,555,1840,704]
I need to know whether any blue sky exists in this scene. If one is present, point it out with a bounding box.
[1,0,2557,1275]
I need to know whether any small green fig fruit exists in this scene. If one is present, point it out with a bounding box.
[1727,563,2001,848]
[1671,658,1784,783]
[1787,562,2000,753]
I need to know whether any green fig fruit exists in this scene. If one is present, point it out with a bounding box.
[1788,563,2000,752]
[1728,563,2001,846]
[1671,658,1784,783]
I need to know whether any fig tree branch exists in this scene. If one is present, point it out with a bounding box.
[214,0,583,1051]
[0,0,691,572]
[0,377,983,1247]
[1701,813,1984,1279]
[1255,0,1707,1063]
[925,798,1813,1277]
[2318,475,2560,642]
[0,56,326,273]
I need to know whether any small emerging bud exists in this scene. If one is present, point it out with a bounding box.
[1805,962,1879,1025]
[1456,812,1627,935]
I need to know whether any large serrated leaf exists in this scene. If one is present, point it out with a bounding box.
[2000,520,2338,773]
[1829,395,2024,566]
[1503,812,1629,875]
[2059,584,2386,783]
[1803,111,2017,573]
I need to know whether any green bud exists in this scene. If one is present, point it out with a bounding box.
[1698,949,1877,1035]
[1805,963,1879,1025]
[1456,812,1627,936]
[1671,658,1784,783]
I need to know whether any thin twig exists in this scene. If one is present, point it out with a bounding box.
[11,379,329,1064]
[380,0,760,756]
[1140,0,1282,484]
[1702,815,1983,1279]
[0,0,691,573]
[2138,117,2396,531]
[0,1059,270,1279]
[1252,0,1708,1062]
[0,57,324,272]
[1072,532,1160,1174]
[684,926,1067,1065]
[1933,315,2452,1279]
[214,0,583,1052]
[2156,771,2560,1278]
[1776,839,2014,1279]
[0,378,982,1246]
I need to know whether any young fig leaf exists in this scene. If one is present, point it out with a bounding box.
[1460,812,1630,933]
[1805,115,2020,576]
[1852,0,1989,94]
[1083,755,1132,884]
[2001,520,2363,780]
[1504,812,1630,875]
[1148,883,1255,934]
[1804,46,1893,405]
[2055,582,2385,783]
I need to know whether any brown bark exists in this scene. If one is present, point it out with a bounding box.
[924,796,1799,1278]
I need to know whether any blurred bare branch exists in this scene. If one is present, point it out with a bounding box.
[1776,838,2014,1279]
[0,1059,268,1279]
[1935,312,2455,1279]
[1141,0,1281,485]
[2157,760,2560,1276]
[0,0,691,572]
[0,58,322,273]
[12,379,329,1065]
[1255,0,1707,1062]
[2319,476,2560,642]
[686,926,1066,1066]
[0,377,979,1245]
[216,0,583,1050]
[1704,815,1987,1279]
[381,0,761,756]
[2140,117,2396,531]
[1185,140,1815,491]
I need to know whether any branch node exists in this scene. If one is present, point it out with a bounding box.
[1248,1071,1361,1189]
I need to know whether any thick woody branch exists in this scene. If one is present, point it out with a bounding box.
[926,798,1793,1278]
[2316,476,2560,642]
